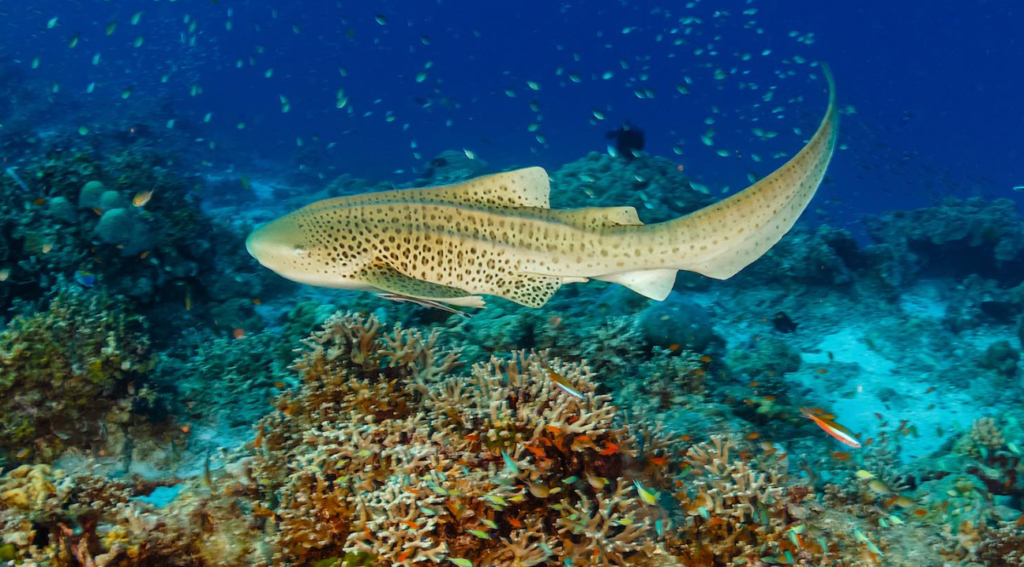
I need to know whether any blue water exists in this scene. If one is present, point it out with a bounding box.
[3,0,1021,223]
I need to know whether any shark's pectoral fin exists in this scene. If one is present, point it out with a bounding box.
[595,269,677,300]
[358,262,485,308]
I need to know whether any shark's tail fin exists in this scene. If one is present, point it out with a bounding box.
[666,65,839,280]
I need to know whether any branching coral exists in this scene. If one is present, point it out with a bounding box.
[251,312,682,567]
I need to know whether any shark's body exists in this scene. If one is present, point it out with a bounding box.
[247,68,838,309]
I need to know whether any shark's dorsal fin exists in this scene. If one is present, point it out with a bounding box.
[545,207,644,230]
[309,167,551,211]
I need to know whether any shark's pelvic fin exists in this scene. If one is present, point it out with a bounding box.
[667,65,839,280]
[595,269,677,300]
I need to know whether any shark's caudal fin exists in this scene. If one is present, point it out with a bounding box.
[666,65,839,280]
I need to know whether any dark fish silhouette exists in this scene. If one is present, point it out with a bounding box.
[772,311,798,333]
[606,122,645,159]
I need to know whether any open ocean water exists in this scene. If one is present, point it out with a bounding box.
[0,1,1023,566]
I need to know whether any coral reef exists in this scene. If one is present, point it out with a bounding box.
[742,225,861,287]
[0,145,286,343]
[637,293,720,353]
[864,197,1024,287]
[0,284,157,462]
[154,327,291,430]
[0,311,1009,565]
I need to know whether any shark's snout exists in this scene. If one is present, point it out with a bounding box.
[245,225,268,264]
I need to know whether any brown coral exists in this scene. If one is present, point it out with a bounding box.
[0,285,157,461]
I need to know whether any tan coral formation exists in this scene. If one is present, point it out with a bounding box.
[0,312,958,566]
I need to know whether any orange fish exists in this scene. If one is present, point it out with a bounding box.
[831,451,851,461]
[649,456,668,466]
[668,343,681,351]
[925,386,936,394]
[508,517,523,528]
[699,355,712,363]
[679,435,692,442]
[233,328,246,339]
[801,407,861,448]
[598,441,619,456]
[397,549,413,563]
[746,432,760,440]
[524,445,545,458]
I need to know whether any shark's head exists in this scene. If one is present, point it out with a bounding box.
[246,209,372,289]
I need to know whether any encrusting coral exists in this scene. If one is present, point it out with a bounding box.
[0,284,157,462]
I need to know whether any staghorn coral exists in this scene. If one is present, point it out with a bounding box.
[664,435,878,567]
[0,284,157,461]
[252,311,682,566]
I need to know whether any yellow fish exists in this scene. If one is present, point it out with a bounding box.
[133,189,154,207]
[247,68,838,309]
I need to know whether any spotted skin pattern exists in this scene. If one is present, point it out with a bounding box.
[247,68,839,308]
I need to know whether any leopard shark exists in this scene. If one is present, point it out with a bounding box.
[247,67,838,310]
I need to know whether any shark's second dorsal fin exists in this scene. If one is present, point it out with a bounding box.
[309,167,551,211]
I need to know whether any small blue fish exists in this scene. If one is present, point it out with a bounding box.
[501,450,519,475]
[75,270,97,288]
